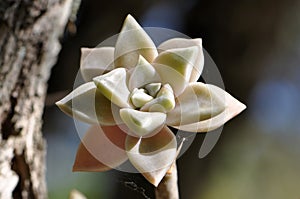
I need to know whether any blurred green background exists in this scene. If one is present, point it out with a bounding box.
[43,0,300,198]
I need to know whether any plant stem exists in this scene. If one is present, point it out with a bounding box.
[155,162,179,199]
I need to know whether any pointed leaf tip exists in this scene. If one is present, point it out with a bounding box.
[73,125,128,172]
[168,83,246,132]
[114,15,158,68]
[126,126,177,186]
[73,141,111,172]
[56,82,121,125]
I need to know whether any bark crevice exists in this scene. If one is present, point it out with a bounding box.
[12,150,35,199]
[1,95,18,140]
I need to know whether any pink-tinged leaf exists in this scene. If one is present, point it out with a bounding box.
[167,83,246,132]
[166,138,185,175]
[158,38,204,82]
[80,47,115,82]
[73,125,128,172]
[125,126,177,186]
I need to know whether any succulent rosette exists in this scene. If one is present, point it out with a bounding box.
[56,15,246,186]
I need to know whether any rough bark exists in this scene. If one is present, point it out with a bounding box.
[0,0,74,198]
[155,163,179,199]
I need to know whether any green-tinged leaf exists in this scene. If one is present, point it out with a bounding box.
[145,83,161,97]
[56,82,121,125]
[158,38,204,82]
[73,125,128,172]
[153,46,198,96]
[130,88,153,108]
[128,55,160,91]
[80,47,115,82]
[166,82,224,125]
[120,108,166,137]
[167,83,246,132]
[141,84,175,113]
[114,14,158,68]
[93,68,131,108]
[125,126,177,186]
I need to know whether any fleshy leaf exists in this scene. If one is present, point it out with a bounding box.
[141,84,175,113]
[153,46,199,96]
[120,108,166,137]
[130,88,154,108]
[73,125,128,172]
[167,82,224,125]
[125,126,177,186]
[158,38,204,82]
[93,68,131,108]
[128,55,160,91]
[114,14,158,68]
[80,47,115,82]
[56,82,121,125]
[167,83,246,132]
[145,83,161,97]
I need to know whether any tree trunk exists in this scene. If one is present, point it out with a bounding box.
[0,0,74,198]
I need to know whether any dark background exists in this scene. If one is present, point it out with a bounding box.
[44,0,300,198]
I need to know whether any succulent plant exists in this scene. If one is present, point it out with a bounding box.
[56,14,246,187]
